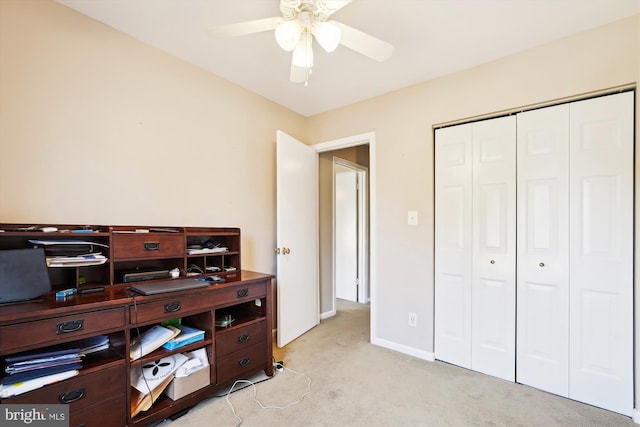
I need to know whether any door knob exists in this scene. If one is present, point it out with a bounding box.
[490,259,495,264]
[539,262,545,267]
[274,248,280,254]
[282,247,291,255]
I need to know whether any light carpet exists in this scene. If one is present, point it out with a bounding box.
[158,299,634,427]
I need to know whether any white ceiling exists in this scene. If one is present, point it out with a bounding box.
[57,0,639,117]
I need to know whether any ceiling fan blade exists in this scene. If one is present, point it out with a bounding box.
[207,17,283,38]
[290,63,308,83]
[336,22,394,62]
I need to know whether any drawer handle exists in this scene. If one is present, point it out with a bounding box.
[237,334,250,344]
[56,319,84,334]
[164,301,181,313]
[238,357,251,367]
[59,386,86,404]
[144,241,160,251]
[237,288,249,298]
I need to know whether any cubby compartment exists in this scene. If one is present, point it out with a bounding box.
[47,261,111,290]
[129,311,214,424]
[0,226,111,289]
[215,298,266,331]
[185,227,241,278]
[114,258,183,284]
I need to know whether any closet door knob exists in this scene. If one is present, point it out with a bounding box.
[490,260,495,264]
[539,262,545,267]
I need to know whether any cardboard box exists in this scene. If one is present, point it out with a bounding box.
[164,365,210,401]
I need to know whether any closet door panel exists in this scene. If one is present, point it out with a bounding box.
[568,92,633,416]
[434,124,473,368]
[516,104,570,396]
[471,116,516,381]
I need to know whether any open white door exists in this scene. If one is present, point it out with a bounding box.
[335,164,358,302]
[276,130,319,347]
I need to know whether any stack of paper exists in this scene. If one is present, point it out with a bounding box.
[75,335,110,355]
[46,254,108,267]
[0,349,82,398]
[0,335,111,398]
[130,325,180,361]
[186,247,228,255]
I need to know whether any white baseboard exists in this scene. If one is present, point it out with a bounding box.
[632,408,640,424]
[320,309,336,320]
[371,337,435,362]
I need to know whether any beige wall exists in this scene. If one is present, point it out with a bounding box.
[0,0,307,275]
[307,15,638,357]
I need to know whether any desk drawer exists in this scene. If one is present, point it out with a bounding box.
[112,233,183,260]
[7,363,126,412]
[216,342,267,385]
[215,281,267,308]
[70,394,127,427]
[0,308,126,352]
[216,320,266,357]
[130,293,213,324]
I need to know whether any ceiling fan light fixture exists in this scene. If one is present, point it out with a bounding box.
[312,21,341,52]
[275,19,301,51]
[292,32,313,68]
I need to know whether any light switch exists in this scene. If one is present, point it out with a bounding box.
[408,211,418,226]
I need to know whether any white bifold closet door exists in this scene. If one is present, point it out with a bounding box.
[435,116,516,382]
[568,92,633,415]
[471,117,516,381]
[516,92,633,415]
[516,103,571,397]
[434,123,473,369]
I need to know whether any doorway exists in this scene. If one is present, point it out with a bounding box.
[334,157,368,304]
[314,135,372,320]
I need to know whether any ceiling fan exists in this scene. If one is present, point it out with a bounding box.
[207,0,394,85]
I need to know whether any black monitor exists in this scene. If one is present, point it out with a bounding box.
[0,248,52,304]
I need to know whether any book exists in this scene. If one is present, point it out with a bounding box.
[162,325,205,351]
[130,325,180,361]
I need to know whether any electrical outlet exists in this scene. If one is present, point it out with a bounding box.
[408,312,417,327]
